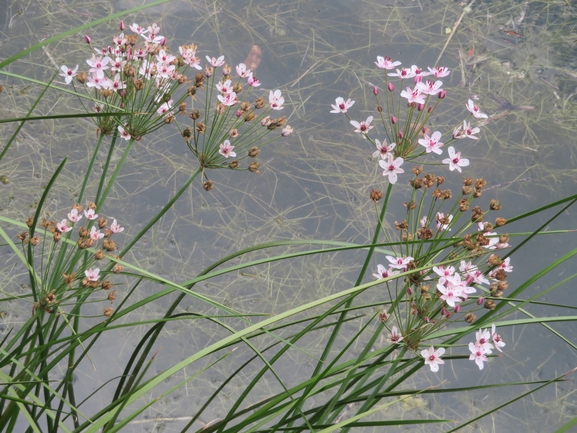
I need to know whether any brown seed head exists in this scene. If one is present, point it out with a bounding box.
[189,109,201,120]
[30,236,40,246]
[195,72,205,87]
[484,299,497,310]
[248,161,260,173]
[412,165,423,175]
[488,254,502,266]
[133,78,145,90]
[103,239,117,252]
[404,200,417,210]
[26,216,34,227]
[229,128,239,138]
[490,199,502,210]
[248,147,260,158]
[417,228,433,240]
[370,189,383,202]
[53,231,62,242]
[95,250,106,260]
[113,264,124,274]
[76,72,87,84]
[17,231,28,241]
[203,180,214,191]
[108,290,117,302]
[462,186,473,195]
[196,122,205,134]
[459,198,470,212]
[188,85,197,97]
[182,127,192,139]
[103,307,114,317]
[464,313,476,323]
[436,176,445,186]
[395,220,408,230]
[204,65,213,77]
[228,160,240,169]
[495,217,507,226]
[254,98,266,109]
[244,111,256,122]
[233,82,243,94]
[471,206,484,222]
[410,177,423,189]
[98,217,108,229]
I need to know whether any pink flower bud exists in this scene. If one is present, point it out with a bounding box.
[387,82,394,92]
[424,317,430,323]
[407,287,412,295]
[84,35,91,44]
[119,90,126,98]
[373,86,379,95]
[120,21,125,31]
[454,305,461,313]
[398,131,404,139]
[160,37,166,46]
[477,297,484,305]
[391,115,397,124]
[422,126,427,134]
[236,110,243,117]
[441,307,448,317]
[418,103,425,111]
[126,46,132,61]
[438,90,446,99]
[428,105,433,113]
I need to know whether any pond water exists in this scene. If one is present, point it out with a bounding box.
[1,0,577,431]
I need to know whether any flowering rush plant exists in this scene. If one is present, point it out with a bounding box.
[60,21,190,139]
[175,53,292,190]
[18,202,124,318]
[332,57,510,373]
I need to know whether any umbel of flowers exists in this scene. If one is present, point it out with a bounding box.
[175,54,292,190]
[60,22,194,140]
[18,202,124,318]
[332,57,509,372]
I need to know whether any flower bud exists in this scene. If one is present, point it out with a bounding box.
[387,82,394,92]
[120,21,125,31]
[441,307,448,317]
[454,305,461,313]
[477,297,484,305]
[84,35,91,44]
[428,105,433,113]
[236,110,243,117]
[398,131,404,139]
[160,37,166,46]
[438,90,446,99]
[391,115,397,124]
[418,103,424,111]
[373,86,379,95]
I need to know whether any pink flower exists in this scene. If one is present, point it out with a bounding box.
[491,324,506,352]
[90,226,104,241]
[372,139,395,159]
[269,89,285,110]
[247,74,261,87]
[379,154,404,184]
[219,140,236,158]
[118,125,131,141]
[372,264,400,280]
[216,79,234,95]
[85,267,100,281]
[417,79,443,96]
[179,46,202,70]
[435,212,453,231]
[350,116,374,134]
[59,65,78,84]
[475,328,494,354]
[469,342,489,370]
[156,49,176,64]
[387,326,403,344]
[157,100,173,115]
[68,209,82,223]
[421,346,445,372]
[385,255,414,270]
[84,209,98,220]
[86,54,110,79]
[400,86,426,105]
[56,219,72,233]
[433,265,455,278]
[466,99,488,119]
[129,23,148,35]
[236,63,251,78]
[437,283,463,308]
[442,146,469,172]
[217,92,238,106]
[453,121,480,140]
[110,219,124,234]
[389,67,416,79]
[206,55,225,67]
[110,74,125,91]
[330,97,355,113]
[374,56,401,70]
[418,131,443,154]
[428,66,450,78]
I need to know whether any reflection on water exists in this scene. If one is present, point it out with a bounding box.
[1,0,577,430]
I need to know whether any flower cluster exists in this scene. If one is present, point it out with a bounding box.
[174,52,292,189]
[60,21,191,139]
[330,57,489,184]
[18,202,124,317]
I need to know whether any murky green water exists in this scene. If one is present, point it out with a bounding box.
[1,0,577,431]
